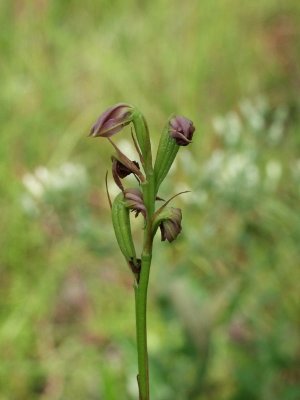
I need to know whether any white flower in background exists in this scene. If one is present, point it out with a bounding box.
[206,96,290,196]
[255,95,269,114]
[245,164,260,188]
[203,150,259,192]
[219,153,259,189]
[212,112,241,145]
[34,166,51,186]
[21,163,88,213]
[23,163,88,194]
[22,173,44,198]
[53,162,88,190]
[239,98,265,131]
[268,106,288,145]
[203,149,225,175]
[225,111,241,145]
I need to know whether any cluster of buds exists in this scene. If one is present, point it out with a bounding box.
[90,103,195,280]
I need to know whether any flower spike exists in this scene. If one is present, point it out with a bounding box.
[89,103,196,399]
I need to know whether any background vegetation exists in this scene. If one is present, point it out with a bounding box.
[1,1,300,399]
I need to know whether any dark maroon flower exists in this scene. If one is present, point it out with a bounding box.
[89,103,134,137]
[169,116,195,146]
[124,188,146,218]
[114,159,140,179]
[112,156,142,191]
[159,207,182,242]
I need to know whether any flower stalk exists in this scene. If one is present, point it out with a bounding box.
[89,103,195,399]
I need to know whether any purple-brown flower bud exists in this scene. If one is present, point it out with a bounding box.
[124,188,146,218]
[169,116,195,146]
[159,207,182,242]
[89,103,134,137]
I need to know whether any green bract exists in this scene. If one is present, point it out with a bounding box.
[154,121,179,193]
[131,109,153,173]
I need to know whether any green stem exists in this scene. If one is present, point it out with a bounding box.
[135,252,152,399]
[132,109,155,399]
[135,173,155,400]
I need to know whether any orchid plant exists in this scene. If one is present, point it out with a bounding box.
[89,104,195,400]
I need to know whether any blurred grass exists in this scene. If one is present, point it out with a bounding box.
[1,0,300,399]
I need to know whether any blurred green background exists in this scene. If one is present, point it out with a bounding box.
[1,1,300,399]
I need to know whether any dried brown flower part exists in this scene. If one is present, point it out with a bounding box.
[124,188,146,218]
[159,207,182,242]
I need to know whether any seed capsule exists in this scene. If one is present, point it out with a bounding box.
[111,193,137,264]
